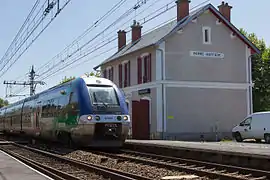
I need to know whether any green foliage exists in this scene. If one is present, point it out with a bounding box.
[84,71,101,77]
[59,76,76,85]
[0,98,9,108]
[59,71,100,85]
[240,28,270,112]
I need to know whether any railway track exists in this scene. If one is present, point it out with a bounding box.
[1,138,270,180]
[90,149,270,180]
[0,144,150,180]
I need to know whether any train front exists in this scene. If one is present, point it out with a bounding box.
[74,77,130,147]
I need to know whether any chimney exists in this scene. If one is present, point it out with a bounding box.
[175,0,191,22]
[131,20,142,43]
[218,1,232,22]
[117,30,126,50]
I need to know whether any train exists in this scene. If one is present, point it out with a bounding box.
[0,76,130,147]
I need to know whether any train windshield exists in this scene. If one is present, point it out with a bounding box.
[88,85,120,106]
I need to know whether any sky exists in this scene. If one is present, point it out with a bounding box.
[0,0,268,103]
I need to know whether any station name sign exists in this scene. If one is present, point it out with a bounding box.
[138,88,151,95]
[190,51,224,58]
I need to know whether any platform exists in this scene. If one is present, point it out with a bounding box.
[0,141,12,145]
[0,150,52,180]
[125,140,270,157]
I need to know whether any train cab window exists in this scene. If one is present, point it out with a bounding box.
[88,85,120,106]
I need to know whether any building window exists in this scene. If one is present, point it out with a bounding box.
[138,53,151,84]
[102,66,113,81]
[202,26,211,44]
[102,68,107,78]
[119,61,130,88]
[107,67,114,81]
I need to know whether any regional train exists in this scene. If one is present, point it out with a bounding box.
[0,77,130,147]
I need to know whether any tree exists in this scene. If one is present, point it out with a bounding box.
[0,98,9,108]
[240,28,270,112]
[59,76,75,85]
[59,71,100,85]
[84,71,100,77]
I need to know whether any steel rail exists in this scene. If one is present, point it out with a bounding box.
[1,143,151,180]
[91,149,269,180]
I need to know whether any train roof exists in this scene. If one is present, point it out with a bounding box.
[82,76,115,86]
[1,76,115,110]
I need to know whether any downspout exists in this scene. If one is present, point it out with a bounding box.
[248,54,256,114]
[157,48,165,139]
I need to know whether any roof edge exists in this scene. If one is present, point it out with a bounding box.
[156,4,210,46]
[94,3,261,70]
[93,43,155,70]
[156,4,260,55]
[208,4,260,54]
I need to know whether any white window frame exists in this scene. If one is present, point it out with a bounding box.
[202,26,211,45]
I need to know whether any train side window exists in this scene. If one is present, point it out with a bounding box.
[59,96,69,108]
[41,101,47,118]
[69,92,78,103]
[58,96,68,117]
[47,100,52,117]
[50,98,57,117]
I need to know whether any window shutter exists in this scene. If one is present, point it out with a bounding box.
[148,53,151,82]
[144,56,147,83]
[103,69,107,78]
[137,57,142,84]
[119,64,122,88]
[128,61,131,86]
[124,63,128,87]
[111,67,114,81]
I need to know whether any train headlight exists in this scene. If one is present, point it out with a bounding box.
[95,116,100,121]
[87,116,92,120]
[123,116,128,121]
[117,116,122,121]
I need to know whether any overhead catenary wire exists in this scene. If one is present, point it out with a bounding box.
[35,0,182,79]
[33,0,148,75]
[13,0,210,96]
[13,0,174,83]
[0,0,40,65]
[32,0,149,80]
[12,0,183,94]
[0,0,71,79]
[34,0,129,74]
[14,0,154,85]
[37,0,210,81]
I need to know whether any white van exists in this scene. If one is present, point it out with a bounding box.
[232,111,270,143]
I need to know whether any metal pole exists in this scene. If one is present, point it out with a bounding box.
[29,65,35,96]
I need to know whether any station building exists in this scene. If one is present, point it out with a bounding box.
[94,1,260,141]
